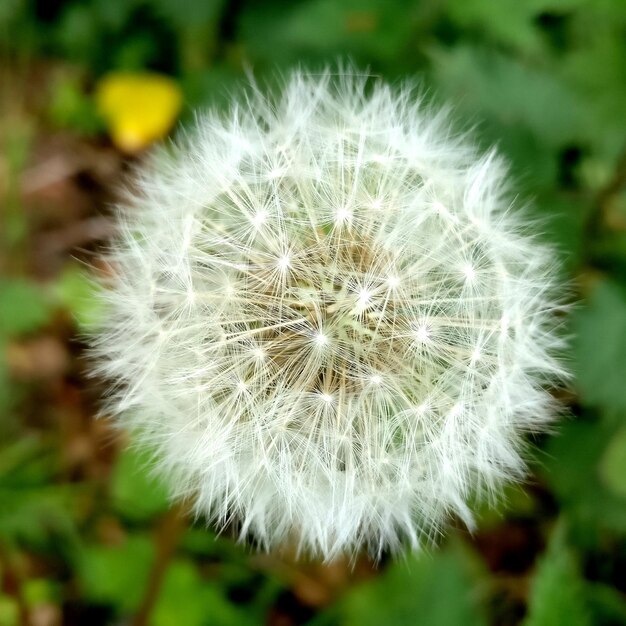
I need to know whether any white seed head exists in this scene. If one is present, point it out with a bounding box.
[92,69,566,560]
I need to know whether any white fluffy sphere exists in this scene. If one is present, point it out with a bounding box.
[93,70,565,559]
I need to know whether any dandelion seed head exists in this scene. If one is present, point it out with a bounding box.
[92,69,566,560]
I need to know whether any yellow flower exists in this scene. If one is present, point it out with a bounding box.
[95,72,182,152]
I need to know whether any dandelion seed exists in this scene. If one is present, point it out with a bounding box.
[462,263,476,282]
[314,332,328,346]
[91,68,567,560]
[414,324,431,343]
[471,348,482,364]
[357,289,372,310]
[335,207,352,224]
[251,210,268,228]
[277,255,291,271]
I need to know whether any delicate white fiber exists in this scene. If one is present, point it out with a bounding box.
[92,69,566,560]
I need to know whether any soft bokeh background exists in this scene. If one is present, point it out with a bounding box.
[1,1,625,624]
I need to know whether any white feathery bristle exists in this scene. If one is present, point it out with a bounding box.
[91,69,567,560]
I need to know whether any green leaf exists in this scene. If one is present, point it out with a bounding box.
[47,72,102,135]
[110,446,170,522]
[524,525,591,626]
[147,0,226,28]
[152,561,207,626]
[542,419,626,535]
[53,264,106,331]
[78,534,154,613]
[531,191,588,271]
[181,67,243,112]
[0,594,19,626]
[0,279,51,337]
[54,4,101,65]
[0,342,12,417]
[599,427,626,499]
[430,45,587,152]
[586,583,626,626]
[0,484,75,547]
[573,280,626,410]
[23,578,60,607]
[239,0,415,69]
[153,559,256,626]
[334,542,487,626]
[0,438,76,547]
[560,3,626,157]
[445,0,544,53]
[89,0,139,31]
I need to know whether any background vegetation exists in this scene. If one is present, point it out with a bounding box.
[1,0,625,624]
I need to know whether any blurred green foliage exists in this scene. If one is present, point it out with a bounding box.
[1,0,626,624]
[328,542,489,626]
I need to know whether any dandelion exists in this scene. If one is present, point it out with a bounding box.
[92,69,566,560]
